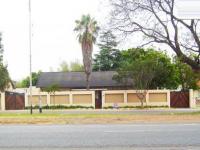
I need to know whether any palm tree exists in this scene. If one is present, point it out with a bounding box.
[74,14,100,90]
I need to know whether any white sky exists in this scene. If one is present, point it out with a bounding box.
[0,0,194,81]
[0,0,110,81]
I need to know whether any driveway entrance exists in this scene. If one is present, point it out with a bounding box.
[5,91,25,110]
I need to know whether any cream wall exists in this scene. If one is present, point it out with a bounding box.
[0,92,5,111]
[26,91,95,108]
[0,89,198,110]
[192,90,200,107]
[102,90,170,107]
[197,81,200,87]
[50,95,70,105]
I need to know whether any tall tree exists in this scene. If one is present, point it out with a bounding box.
[93,30,121,71]
[0,33,10,92]
[70,60,84,71]
[0,33,3,63]
[17,71,41,88]
[74,14,100,89]
[110,0,200,72]
[57,61,69,72]
[114,55,157,108]
[174,58,200,90]
[118,48,180,89]
[98,30,118,50]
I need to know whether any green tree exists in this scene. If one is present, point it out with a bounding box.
[0,33,3,62]
[74,14,100,89]
[57,61,69,72]
[93,49,121,71]
[98,30,118,50]
[0,64,10,92]
[93,30,121,71]
[70,60,84,71]
[17,71,41,88]
[118,48,180,89]
[114,55,157,108]
[0,33,10,92]
[145,50,180,89]
[175,58,200,90]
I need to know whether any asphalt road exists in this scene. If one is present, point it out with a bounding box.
[0,124,199,150]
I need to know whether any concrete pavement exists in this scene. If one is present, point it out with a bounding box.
[0,123,199,149]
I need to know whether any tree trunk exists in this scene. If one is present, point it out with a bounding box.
[82,40,93,90]
[86,73,90,90]
[140,99,144,109]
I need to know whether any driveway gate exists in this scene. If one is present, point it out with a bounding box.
[5,91,25,110]
[170,91,189,108]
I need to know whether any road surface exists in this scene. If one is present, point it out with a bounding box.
[0,123,199,149]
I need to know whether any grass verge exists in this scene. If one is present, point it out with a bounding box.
[0,112,199,124]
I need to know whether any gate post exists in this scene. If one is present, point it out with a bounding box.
[25,93,28,107]
[189,89,196,108]
[1,92,5,111]
[167,90,170,108]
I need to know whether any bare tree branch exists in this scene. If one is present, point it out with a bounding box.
[110,0,200,71]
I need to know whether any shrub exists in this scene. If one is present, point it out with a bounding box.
[103,105,168,109]
[25,105,94,110]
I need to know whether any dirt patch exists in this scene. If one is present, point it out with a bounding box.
[0,114,200,124]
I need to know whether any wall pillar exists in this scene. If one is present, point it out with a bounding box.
[92,91,95,108]
[146,91,149,106]
[102,91,105,108]
[167,90,170,108]
[189,89,195,108]
[69,92,73,105]
[124,91,127,104]
[1,92,5,111]
[25,93,28,107]
[47,94,51,105]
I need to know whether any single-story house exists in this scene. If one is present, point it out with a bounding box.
[35,71,133,108]
[35,71,171,109]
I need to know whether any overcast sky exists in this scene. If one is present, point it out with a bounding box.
[0,0,110,81]
[0,0,196,81]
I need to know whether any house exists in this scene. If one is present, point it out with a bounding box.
[35,71,133,109]
[35,71,171,109]
[1,71,172,110]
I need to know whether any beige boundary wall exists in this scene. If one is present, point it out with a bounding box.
[191,89,200,108]
[0,92,5,111]
[25,91,95,108]
[102,90,170,107]
[0,89,198,110]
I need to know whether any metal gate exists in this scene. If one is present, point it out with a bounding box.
[5,91,25,110]
[170,91,189,108]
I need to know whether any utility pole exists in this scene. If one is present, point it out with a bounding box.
[29,0,33,114]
